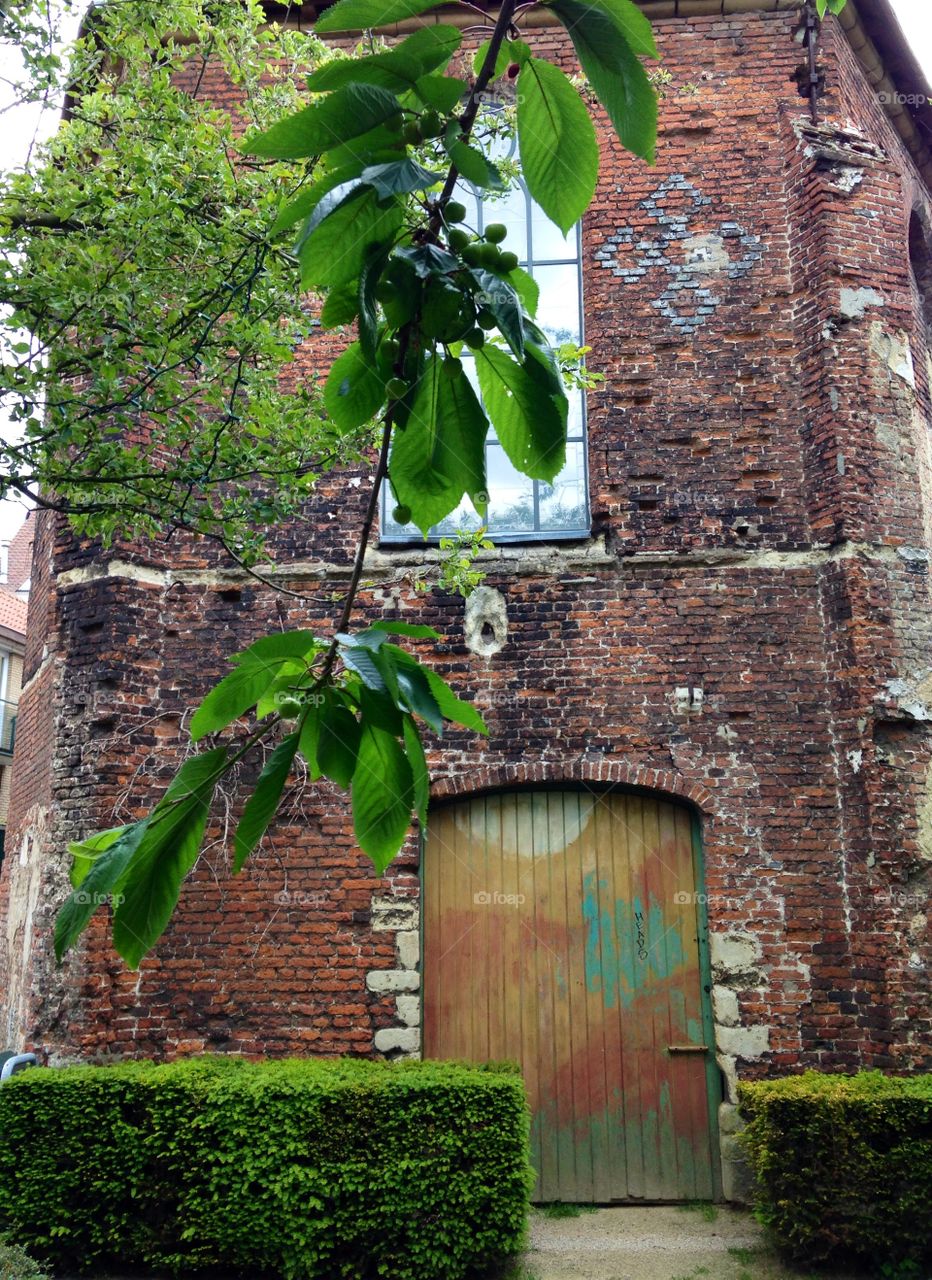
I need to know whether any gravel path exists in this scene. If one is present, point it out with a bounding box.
[523,1206,866,1280]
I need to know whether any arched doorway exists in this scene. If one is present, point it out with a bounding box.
[421,788,721,1202]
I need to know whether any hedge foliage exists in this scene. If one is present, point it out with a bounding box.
[738,1071,932,1267]
[0,1239,49,1280]
[0,1055,533,1279]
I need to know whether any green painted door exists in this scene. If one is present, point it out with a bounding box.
[422,789,720,1202]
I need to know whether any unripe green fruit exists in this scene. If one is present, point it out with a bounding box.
[477,308,496,330]
[386,376,408,398]
[443,356,463,378]
[402,121,423,145]
[465,328,486,350]
[381,337,400,361]
[420,110,443,138]
[480,242,502,267]
[462,243,484,267]
[277,696,303,718]
[446,200,468,223]
[447,227,470,253]
[498,251,519,272]
[393,504,412,524]
[484,222,507,244]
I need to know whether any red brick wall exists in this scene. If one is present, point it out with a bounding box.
[2,9,931,1086]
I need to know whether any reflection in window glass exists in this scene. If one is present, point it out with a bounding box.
[381,135,589,543]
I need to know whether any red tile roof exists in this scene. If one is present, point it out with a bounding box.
[0,590,28,637]
[5,511,34,594]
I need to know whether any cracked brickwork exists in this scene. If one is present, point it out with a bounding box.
[1,9,931,1113]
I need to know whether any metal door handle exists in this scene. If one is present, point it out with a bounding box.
[667,1044,709,1054]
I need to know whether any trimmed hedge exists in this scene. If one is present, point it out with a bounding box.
[738,1071,932,1268]
[0,1055,533,1279]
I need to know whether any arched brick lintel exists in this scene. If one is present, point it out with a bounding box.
[429,757,715,814]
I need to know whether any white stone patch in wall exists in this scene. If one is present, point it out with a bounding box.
[396,930,419,971]
[464,585,508,658]
[710,930,761,982]
[367,894,422,1058]
[374,1027,419,1054]
[712,985,740,1028]
[839,286,885,320]
[870,324,916,388]
[366,969,420,994]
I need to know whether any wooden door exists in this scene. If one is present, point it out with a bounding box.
[422,789,720,1203]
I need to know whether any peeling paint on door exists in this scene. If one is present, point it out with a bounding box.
[422,789,721,1202]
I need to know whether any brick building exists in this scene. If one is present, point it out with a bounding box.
[2,0,932,1202]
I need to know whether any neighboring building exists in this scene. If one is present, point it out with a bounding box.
[0,602,26,864]
[3,0,932,1203]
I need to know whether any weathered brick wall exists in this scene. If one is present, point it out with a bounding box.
[2,8,931,1108]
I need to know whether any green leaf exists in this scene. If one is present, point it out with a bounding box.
[191,632,321,741]
[232,631,322,667]
[517,57,598,234]
[403,714,429,824]
[340,641,388,693]
[307,26,461,93]
[561,0,658,58]
[233,732,300,873]
[56,820,151,962]
[357,248,386,362]
[815,0,846,13]
[320,283,359,328]
[299,186,402,290]
[369,621,440,639]
[414,75,467,113]
[271,164,364,236]
[474,342,566,483]
[68,825,131,889]
[351,722,414,873]
[315,0,441,34]
[323,340,381,435]
[389,355,489,534]
[242,84,403,159]
[111,748,229,968]
[422,668,488,734]
[360,158,444,199]
[469,269,525,359]
[392,657,444,734]
[473,39,511,79]
[299,704,322,781]
[549,0,657,163]
[317,701,361,788]
[509,266,540,317]
[447,140,504,190]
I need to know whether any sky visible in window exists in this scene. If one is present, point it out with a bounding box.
[1,0,931,539]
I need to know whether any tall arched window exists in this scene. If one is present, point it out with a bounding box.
[381,146,590,544]
[909,210,932,345]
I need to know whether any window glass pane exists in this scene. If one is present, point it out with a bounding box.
[485,445,536,533]
[538,441,588,531]
[533,263,581,346]
[567,388,584,440]
[531,202,576,263]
